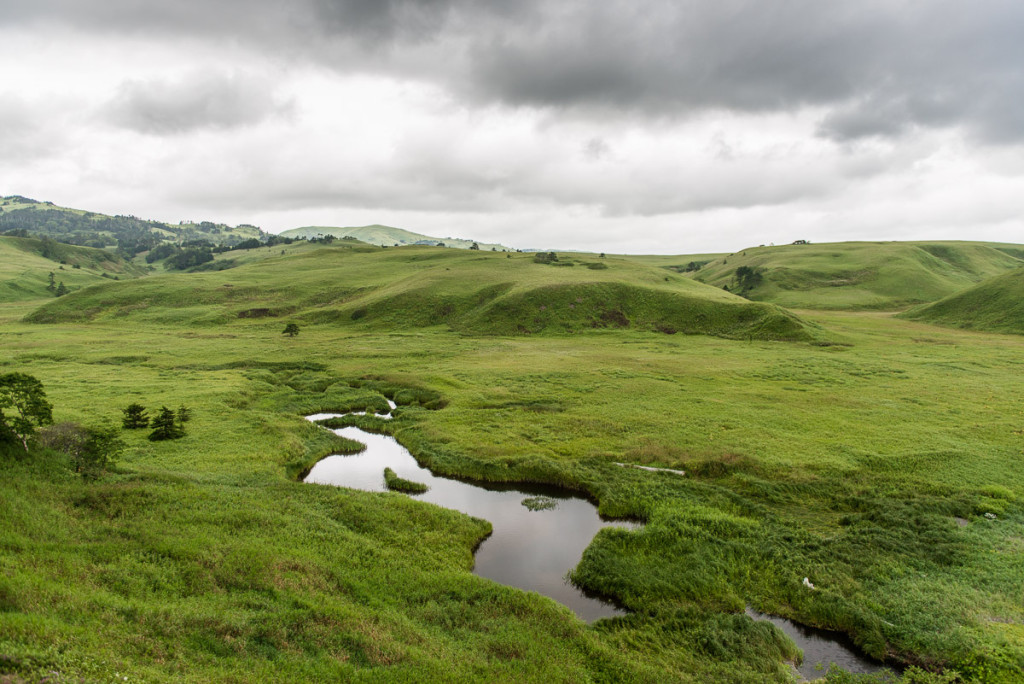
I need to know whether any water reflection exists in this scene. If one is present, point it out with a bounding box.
[746,607,900,680]
[304,415,638,622]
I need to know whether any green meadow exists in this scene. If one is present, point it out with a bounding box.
[2,237,1023,683]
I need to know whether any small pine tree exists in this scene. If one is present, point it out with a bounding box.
[148,406,184,441]
[47,272,56,292]
[176,405,192,426]
[121,403,149,429]
[283,323,300,337]
[55,281,68,297]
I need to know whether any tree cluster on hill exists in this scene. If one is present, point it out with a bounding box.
[734,265,764,294]
[1,374,194,479]
[122,403,191,441]
[0,196,271,257]
[533,252,559,264]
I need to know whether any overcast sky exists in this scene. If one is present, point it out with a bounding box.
[2,1,1023,253]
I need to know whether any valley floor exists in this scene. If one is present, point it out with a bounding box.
[2,303,1022,682]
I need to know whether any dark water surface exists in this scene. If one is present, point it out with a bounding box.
[304,413,638,622]
[303,411,897,675]
[746,607,900,680]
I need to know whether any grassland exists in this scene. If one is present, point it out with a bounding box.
[900,268,1024,335]
[689,241,1024,310]
[0,236,145,302]
[2,241,1023,683]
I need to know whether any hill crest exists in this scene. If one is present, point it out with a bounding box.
[280,224,510,251]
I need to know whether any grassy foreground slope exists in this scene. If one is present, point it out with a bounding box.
[25,244,818,342]
[900,268,1024,335]
[690,241,1024,310]
[0,235,145,301]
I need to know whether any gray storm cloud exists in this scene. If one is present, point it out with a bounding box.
[7,0,1024,142]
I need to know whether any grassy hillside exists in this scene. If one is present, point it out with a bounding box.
[0,235,146,302]
[690,241,1024,310]
[900,267,1024,334]
[281,224,509,251]
[24,245,819,342]
[0,195,268,254]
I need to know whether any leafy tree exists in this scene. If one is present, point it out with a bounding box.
[165,247,213,270]
[35,422,86,459]
[533,252,559,264]
[148,406,184,441]
[145,243,179,263]
[283,323,300,337]
[734,266,764,293]
[39,421,123,478]
[80,423,124,479]
[121,403,150,429]
[469,242,480,250]
[0,372,54,450]
[55,281,68,297]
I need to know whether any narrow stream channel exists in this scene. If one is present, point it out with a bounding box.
[303,407,899,677]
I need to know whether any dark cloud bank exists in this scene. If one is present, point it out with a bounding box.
[9,0,1024,143]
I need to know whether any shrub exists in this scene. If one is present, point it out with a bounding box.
[37,421,123,479]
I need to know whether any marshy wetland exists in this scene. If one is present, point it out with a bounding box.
[3,240,1023,683]
[304,409,896,677]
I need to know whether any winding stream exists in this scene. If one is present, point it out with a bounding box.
[303,406,899,677]
[304,407,637,622]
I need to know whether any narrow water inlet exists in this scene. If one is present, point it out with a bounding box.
[746,607,900,681]
[303,410,638,622]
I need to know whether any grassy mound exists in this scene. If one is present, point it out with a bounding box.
[900,267,1024,334]
[690,241,1024,310]
[0,235,144,302]
[25,244,819,341]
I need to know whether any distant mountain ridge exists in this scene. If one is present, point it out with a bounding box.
[280,224,510,251]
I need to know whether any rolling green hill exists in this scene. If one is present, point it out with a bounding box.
[0,235,146,302]
[690,241,1024,310]
[900,267,1024,334]
[280,224,509,251]
[24,244,819,342]
[0,195,268,255]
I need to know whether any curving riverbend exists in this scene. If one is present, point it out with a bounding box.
[303,407,899,677]
[304,408,638,622]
